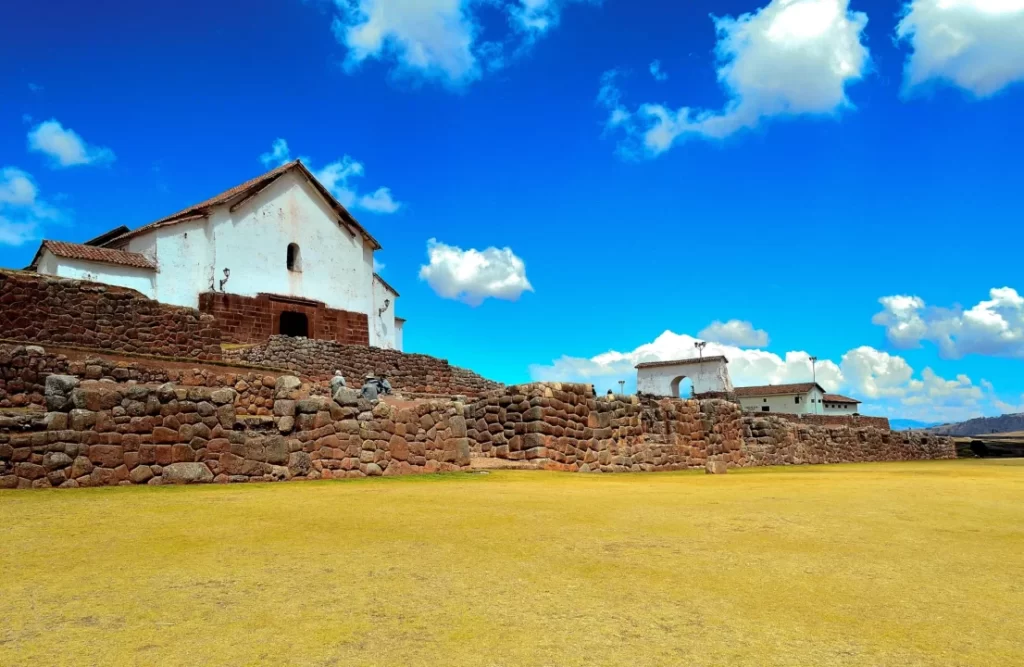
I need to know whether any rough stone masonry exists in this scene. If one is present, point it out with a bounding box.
[1,372,955,489]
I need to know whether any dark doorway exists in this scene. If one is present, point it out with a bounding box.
[279,311,309,337]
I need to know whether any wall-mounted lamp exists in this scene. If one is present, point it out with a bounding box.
[219,268,231,292]
[378,298,390,316]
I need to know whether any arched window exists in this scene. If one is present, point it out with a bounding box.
[287,243,301,272]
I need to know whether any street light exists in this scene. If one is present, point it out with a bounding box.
[618,380,625,396]
[809,356,817,383]
[694,340,707,361]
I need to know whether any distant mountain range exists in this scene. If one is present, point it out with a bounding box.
[890,418,942,431]
[925,413,1024,437]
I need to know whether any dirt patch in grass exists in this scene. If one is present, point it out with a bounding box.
[1,460,1023,666]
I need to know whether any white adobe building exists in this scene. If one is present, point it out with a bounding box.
[29,160,403,350]
[734,383,861,415]
[635,356,862,415]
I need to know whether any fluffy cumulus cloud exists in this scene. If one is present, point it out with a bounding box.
[698,319,769,347]
[896,0,1024,97]
[873,288,1024,359]
[259,139,401,214]
[27,119,115,168]
[528,325,1009,422]
[0,167,62,246]
[418,238,533,306]
[599,0,870,157]
[329,0,595,86]
[529,329,843,393]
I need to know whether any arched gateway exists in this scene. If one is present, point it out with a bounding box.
[635,356,733,398]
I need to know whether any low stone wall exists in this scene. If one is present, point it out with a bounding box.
[0,270,222,359]
[741,415,953,465]
[238,335,501,396]
[465,383,954,471]
[0,376,470,489]
[759,412,891,429]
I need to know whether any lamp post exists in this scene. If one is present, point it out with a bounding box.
[618,380,625,396]
[809,356,818,414]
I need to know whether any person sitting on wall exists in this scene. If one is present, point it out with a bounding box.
[360,373,379,401]
[330,371,346,395]
[378,372,392,396]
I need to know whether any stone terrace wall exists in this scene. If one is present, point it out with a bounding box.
[0,344,295,417]
[741,415,953,465]
[466,383,743,471]
[466,383,954,471]
[238,335,501,396]
[0,376,471,489]
[0,270,222,359]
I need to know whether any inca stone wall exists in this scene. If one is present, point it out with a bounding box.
[465,383,955,472]
[237,335,501,396]
[0,344,294,417]
[0,375,471,489]
[0,270,222,359]
[0,369,955,489]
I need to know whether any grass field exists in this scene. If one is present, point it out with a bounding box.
[2,460,1023,666]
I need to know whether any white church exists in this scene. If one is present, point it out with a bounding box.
[29,160,403,350]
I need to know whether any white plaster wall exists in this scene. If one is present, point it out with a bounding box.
[636,359,733,397]
[209,172,374,314]
[36,251,156,298]
[370,275,397,349]
[823,401,858,415]
[739,387,825,414]
[395,320,404,352]
[125,218,214,308]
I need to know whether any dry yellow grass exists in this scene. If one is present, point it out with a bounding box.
[1,460,1022,666]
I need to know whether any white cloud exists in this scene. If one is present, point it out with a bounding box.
[528,326,1011,422]
[698,320,769,347]
[259,138,292,167]
[418,238,533,306]
[873,288,1024,359]
[896,0,1024,97]
[357,187,401,214]
[600,0,870,157]
[0,167,62,246]
[258,139,401,214]
[530,329,843,393]
[328,0,595,87]
[27,119,115,168]
[649,59,668,82]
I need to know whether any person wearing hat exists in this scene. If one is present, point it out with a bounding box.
[360,372,379,401]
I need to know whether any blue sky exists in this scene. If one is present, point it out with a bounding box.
[2,0,1023,423]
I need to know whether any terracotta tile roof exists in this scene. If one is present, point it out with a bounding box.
[635,355,729,369]
[373,272,400,297]
[823,393,861,404]
[103,161,382,250]
[32,240,156,270]
[734,382,823,397]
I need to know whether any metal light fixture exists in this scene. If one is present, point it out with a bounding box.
[378,298,390,316]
